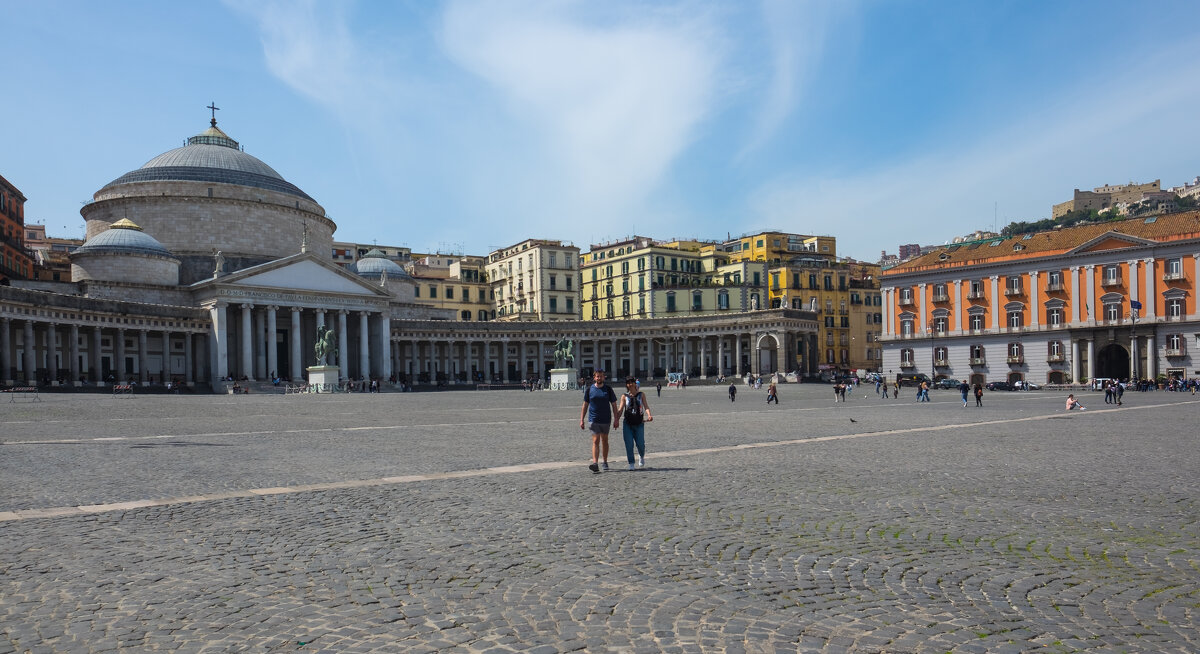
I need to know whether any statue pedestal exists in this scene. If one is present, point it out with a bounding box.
[550,368,578,391]
[306,365,340,393]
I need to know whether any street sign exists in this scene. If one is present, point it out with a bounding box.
[1130,300,1142,310]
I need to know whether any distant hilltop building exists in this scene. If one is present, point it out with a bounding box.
[1169,176,1200,202]
[1052,180,1160,218]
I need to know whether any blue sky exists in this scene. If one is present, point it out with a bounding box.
[3,0,1198,261]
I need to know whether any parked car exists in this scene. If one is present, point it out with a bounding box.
[986,381,1016,391]
[896,373,931,387]
[1013,380,1041,390]
[933,378,960,389]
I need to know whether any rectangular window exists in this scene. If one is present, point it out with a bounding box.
[549,275,556,290]
[666,295,677,312]
[567,298,574,314]
[446,287,454,299]
[429,285,437,298]
[549,297,558,313]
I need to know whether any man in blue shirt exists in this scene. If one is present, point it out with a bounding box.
[580,369,619,472]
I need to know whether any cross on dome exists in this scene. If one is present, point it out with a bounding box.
[207,102,220,127]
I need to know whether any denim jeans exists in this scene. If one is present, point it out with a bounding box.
[622,422,645,463]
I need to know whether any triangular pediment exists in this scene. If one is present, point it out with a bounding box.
[1067,231,1157,255]
[192,253,390,297]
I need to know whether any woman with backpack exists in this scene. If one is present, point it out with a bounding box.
[615,376,653,471]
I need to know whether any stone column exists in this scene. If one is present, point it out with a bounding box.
[1085,339,1095,382]
[410,340,420,382]
[458,340,468,383]
[718,337,726,377]
[184,330,194,383]
[1145,335,1156,379]
[917,283,927,333]
[0,318,10,384]
[380,314,392,381]
[265,306,278,380]
[211,303,229,382]
[1070,339,1080,383]
[337,310,350,381]
[500,339,509,381]
[114,328,126,382]
[91,325,103,383]
[1193,255,1200,319]
[1143,257,1156,319]
[952,280,963,334]
[138,329,149,384]
[68,324,79,384]
[735,335,743,377]
[238,304,254,380]
[250,309,263,379]
[46,324,58,384]
[288,308,302,381]
[608,338,617,376]
[1130,336,1139,380]
[23,320,36,384]
[359,311,371,379]
[989,276,1000,330]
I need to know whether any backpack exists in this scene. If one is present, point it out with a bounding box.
[623,392,644,426]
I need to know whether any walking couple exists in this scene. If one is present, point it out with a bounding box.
[580,371,654,472]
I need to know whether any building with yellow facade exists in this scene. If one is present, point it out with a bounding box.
[407,254,494,321]
[580,236,767,321]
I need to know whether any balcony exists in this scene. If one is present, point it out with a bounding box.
[1165,347,1186,358]
[969,357,986,366]
[1100,276,1122,288]
[1003,286,1024,297]
[1046,354,1065,363]
[1045,281,1064,292]
[1006,355,1024,364]
[966,290,985,300]
[934,358,949,367]
[897,297,914,307]
[931,292,949,303]
[1163,271,1185,282]
[899,360,915,369]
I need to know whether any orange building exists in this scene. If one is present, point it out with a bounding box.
[0,174,34,283]
[881,212,1200,385]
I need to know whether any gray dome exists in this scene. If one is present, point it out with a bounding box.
[99,122,314,201]
[353,249,410,279]
[74,219,173,257]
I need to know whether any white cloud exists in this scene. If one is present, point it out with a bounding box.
[439,1,722,221]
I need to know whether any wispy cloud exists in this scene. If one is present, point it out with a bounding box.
[438,1,722,230]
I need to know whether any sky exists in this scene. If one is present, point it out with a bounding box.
[3,0,1199,262]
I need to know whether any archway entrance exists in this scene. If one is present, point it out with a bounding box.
[1096,343,1129,380]
[1007,371,1024,384]
[1047,370,1066,384]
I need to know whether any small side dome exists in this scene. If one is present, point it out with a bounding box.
[74,219,173,257]
[353,249,410,279]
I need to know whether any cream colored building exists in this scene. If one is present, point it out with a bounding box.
[487,239,580,321]
[408,254,494,321]
[581,236,767,322]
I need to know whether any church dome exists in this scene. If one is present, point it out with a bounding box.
[353,249,410,279]
[98,121,314,201]
[74,218,173,257]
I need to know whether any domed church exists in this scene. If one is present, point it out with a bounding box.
[0,113,445,389]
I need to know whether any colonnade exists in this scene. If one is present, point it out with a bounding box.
[393,329,820,384]
[207,302,392,383]
[0,316,205,386]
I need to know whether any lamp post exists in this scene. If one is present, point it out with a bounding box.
[1130,300,1141,382]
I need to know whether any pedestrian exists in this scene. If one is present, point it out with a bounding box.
[1065,393,1086,410]
[833,381,841,403]
[656,382,662,397]
[766,379,778,404]
[728,382,737,402]
[580,369,619,473]
[973,383,983,407]
[615,376,652,470]
[1115,381,1124,405]
[958,379,969,407]
[892,381,899,399]
[838,383,847,402]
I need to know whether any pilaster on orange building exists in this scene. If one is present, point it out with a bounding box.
[880,212,1200,385]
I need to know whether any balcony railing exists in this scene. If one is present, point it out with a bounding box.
[931,293,949,303]
[1163,271,1185,281]
[969,357,986,366]
[1007,355,1024,364]
[1101,276,1122,287]
[897,297,914,306]
[1045,281,1064,292]
[899,360,915,369]
[966,290,985,300]
[934,358,949,367]
[1004,286,1024,296]
[1046,354,1065,363]
[1165,347,1186,357]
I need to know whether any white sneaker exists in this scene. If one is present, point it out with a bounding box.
[627,463,636,471]
[637,457,645,468]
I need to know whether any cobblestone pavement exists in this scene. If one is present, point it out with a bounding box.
[1,384,1197,653]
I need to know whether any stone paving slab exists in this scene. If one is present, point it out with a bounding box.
[1,385,1197,652]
